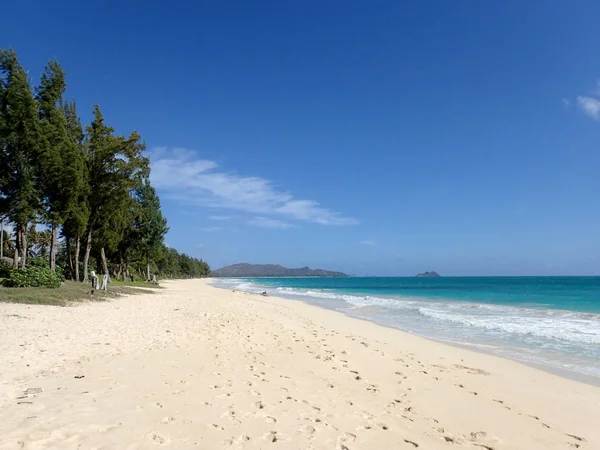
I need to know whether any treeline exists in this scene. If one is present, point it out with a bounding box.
[0,49,209,282]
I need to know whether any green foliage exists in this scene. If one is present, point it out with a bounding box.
[155,246,210,279]
[0,48,210,286]
[36,60,87,270]
[61,100,89,240]
[133,180,169,252]
[0,259,12,278]
[3,265,62,288]
[28,256,65,279]
[82,106,150,281]
[0,229,13,258]
[86,106,149,224]
[131,179,169,278]
[28,257,49,268]
[0,49,42,229]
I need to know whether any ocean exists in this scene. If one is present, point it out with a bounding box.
[211,276,600,384]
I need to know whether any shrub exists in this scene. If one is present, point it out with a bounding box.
[28,257,49,268]
[27,257,66,280]
[2,265,62,288]
[0,259,12,279]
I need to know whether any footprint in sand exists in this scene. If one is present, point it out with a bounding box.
[336,432,356,449]
[234,435,250,444]
[263,431,278,442]
[150,433,170,444]
[298,425,316,435]
[565,433,585,448]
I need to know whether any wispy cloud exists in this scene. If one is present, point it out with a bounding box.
[574,79,600,121]
[149,147,357,226]
[562,98,570,109]
[578,96,600,120]
[200,226,223,232]
[196,243,204,249]
[361,239,376,246]
[248,217,294,229]
[209,215,232,221]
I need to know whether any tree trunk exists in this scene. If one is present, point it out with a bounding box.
[146,252,150,281]
[66,236,73,279]
[49,223,58,271]
[19,223,27,269]
[74,236,81,282]
[82,228,92,282]
[13,227,19,269]
[117,249,124,280]
[100,247,111,283]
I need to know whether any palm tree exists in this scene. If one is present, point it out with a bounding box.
[36,230,52,258]
[26,225,40,257]
[1,229,15,260]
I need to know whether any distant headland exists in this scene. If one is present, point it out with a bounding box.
[211,263,348,278]
[416,271,441,277]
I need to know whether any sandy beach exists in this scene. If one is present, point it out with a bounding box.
[0,279,598,449]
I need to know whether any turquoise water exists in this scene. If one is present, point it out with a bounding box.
[212,277,600,382]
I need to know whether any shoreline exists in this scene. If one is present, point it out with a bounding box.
[211,277,600,386]
[1,279,599,449]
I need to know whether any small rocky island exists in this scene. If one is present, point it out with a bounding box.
[416,271,441,277]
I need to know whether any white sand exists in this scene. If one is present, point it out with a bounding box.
[0,279,598,449]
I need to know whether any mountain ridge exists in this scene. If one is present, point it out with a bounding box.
[211,263,348,278]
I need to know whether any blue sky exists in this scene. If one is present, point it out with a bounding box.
[3,1,600,275]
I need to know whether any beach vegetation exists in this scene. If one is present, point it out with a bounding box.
[0,280,153,306]
[0,48,210,289]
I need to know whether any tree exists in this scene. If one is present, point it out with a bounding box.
[155,245,210,279]
[81,106,149,282]
[92,190,134,280]
[0,227,14,260]
[36,60,86,271]
[34,229,52,258]
[61,100,88,281]
[0,50,43,268]
[0,48,208,283]
[132,179,169,280]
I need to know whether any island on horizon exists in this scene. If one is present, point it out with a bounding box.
[416,271,441,277]
[211,263,348,278]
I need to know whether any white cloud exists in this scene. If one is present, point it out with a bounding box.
[149,147,357,226]
[196,243,204,249]
[209,215,232,221]
[577,96,600,120]
[248,217,294,229]
[200,226,223,232]
[361,239,376,246]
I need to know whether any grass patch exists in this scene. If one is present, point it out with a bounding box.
[0,280,155,307]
